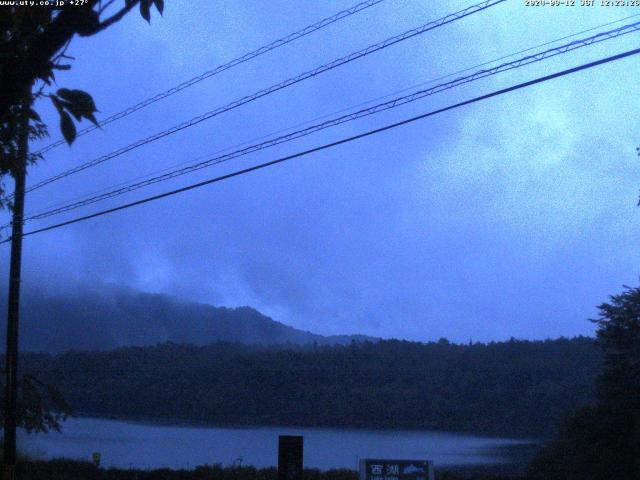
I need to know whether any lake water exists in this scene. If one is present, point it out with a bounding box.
[19,417,530,471]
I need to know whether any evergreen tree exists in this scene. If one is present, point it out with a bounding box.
[530,285,640,479]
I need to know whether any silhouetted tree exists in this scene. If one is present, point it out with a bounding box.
[0,0,165,204]
[529,285,640,479]
[20,337,600,437]
[0,369,70,433]
[0,2,165,447]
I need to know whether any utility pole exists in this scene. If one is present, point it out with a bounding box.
[3,89,30,480]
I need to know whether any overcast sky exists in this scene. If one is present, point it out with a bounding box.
[2,0,640,343]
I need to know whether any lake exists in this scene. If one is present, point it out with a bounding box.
[19,417,532,471]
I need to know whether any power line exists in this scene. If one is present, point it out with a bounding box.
[22,19,640,222]
[34,0,387,155]
[27,0,502,193]
[5,45,639,244]
[25,11,640,219]
[22,0,505,196]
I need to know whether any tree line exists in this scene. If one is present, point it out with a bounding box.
[18,336,600,438]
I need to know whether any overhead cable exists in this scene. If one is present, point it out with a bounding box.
[23,0,505,195]
[6,45,638,243]
[23,19,640,222]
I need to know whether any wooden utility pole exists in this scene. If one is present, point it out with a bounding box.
[3,91,30,480]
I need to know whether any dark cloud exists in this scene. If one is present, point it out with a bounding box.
[2,0,639,343]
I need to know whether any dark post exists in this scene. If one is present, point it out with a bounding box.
[278,435,303,480]
[3,92,30,480]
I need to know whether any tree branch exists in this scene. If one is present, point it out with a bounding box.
[94,0,139,34]
[0,1,141,122]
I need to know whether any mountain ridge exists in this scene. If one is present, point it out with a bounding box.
[0,286,378,352]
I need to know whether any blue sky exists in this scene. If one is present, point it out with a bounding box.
[2,0,640,342]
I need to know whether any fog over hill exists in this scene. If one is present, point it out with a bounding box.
[0,286,377,352]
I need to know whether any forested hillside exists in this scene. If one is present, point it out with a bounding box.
[0,287,375,351]
[21,337,599,437]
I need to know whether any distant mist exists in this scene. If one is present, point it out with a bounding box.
[0,285,377,352]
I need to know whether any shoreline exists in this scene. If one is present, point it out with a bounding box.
[67,412,545,443]
[22,416,542,476]
[15,458,529,480]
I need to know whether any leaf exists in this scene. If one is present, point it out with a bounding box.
[57,88,95,109]
[56,89,98,123]
[153,0,164,15]
[40,69,55,85]
[50,95,64,114]
[28,109,41,123]
[60,111,76,145]
[64,103,83,121]
[140,0,151,23]
[85,112,99,127]
[66,105,99,127]
[56,88,72,98]
[75,9,100,37]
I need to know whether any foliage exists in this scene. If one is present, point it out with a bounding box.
[0,0,164,203]
[12,459,523,480]
[528,285,640,479]
[20,337,600,438]
[1,0,164,435]
[49,88,99,145]
[0,369,71,433]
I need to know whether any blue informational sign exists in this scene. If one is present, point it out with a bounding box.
[359,459,434,480]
